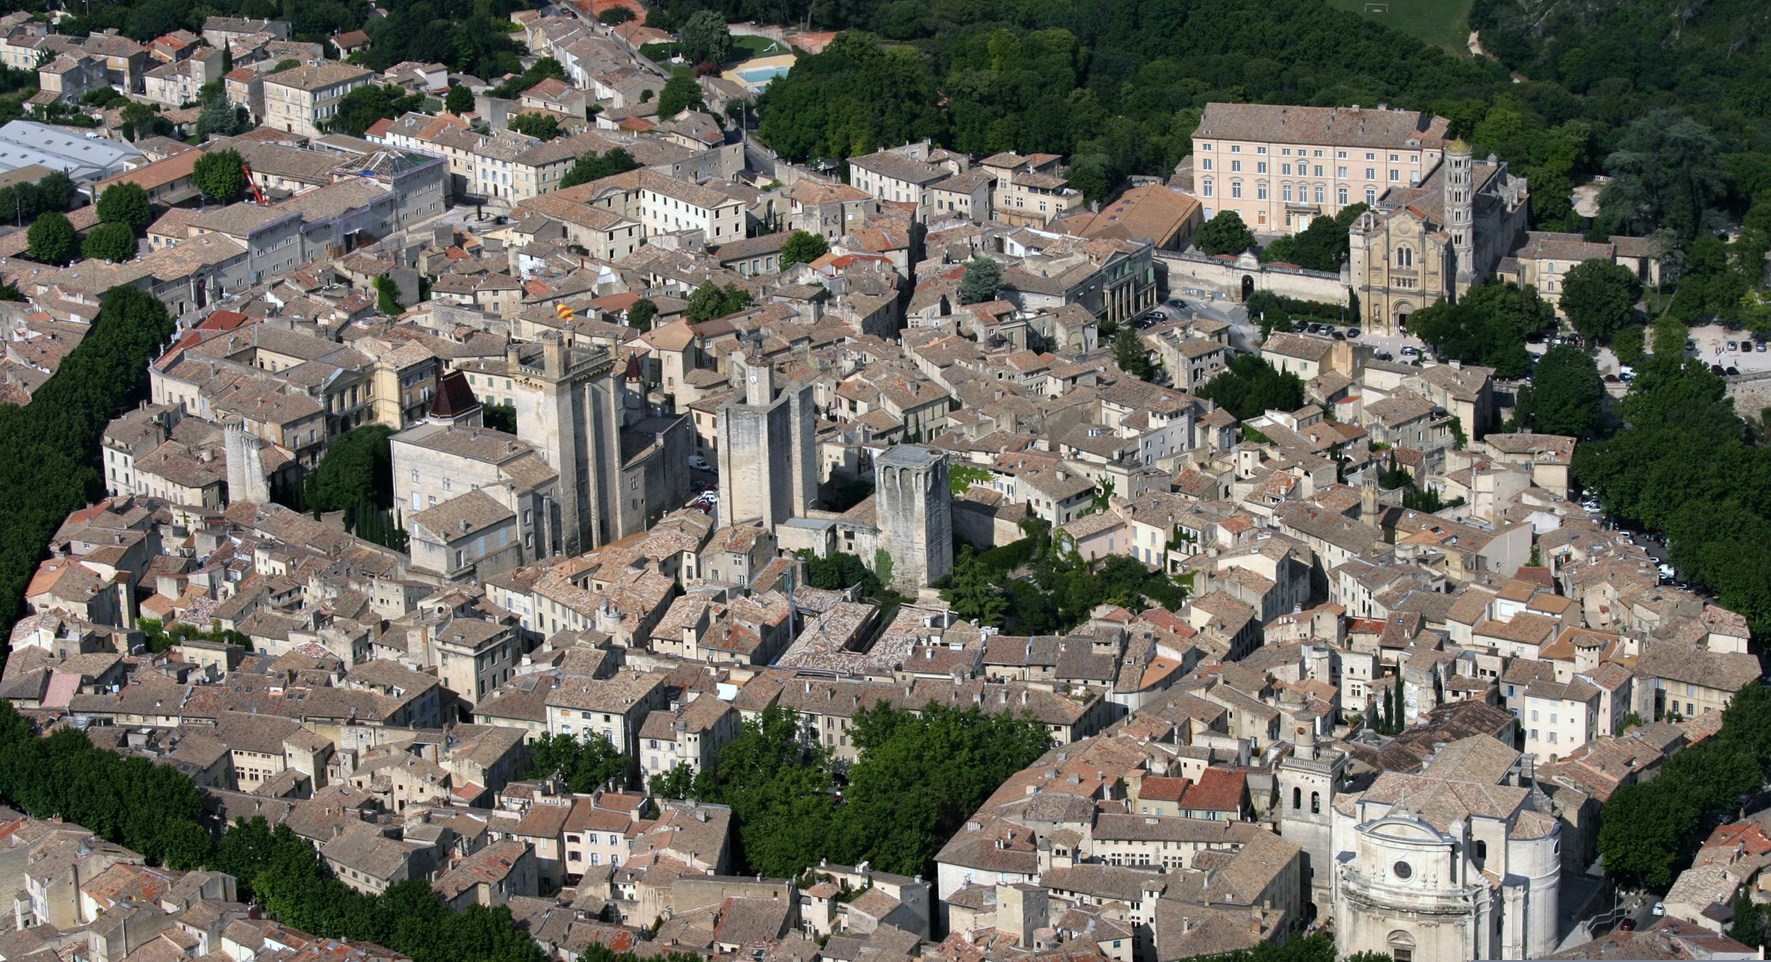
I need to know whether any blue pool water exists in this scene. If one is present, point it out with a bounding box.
[737,65,790,84]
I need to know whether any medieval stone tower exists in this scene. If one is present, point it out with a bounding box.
[717,352,817,529]
[874,444,953,591]
[1445,138,1475,291]
[511,331,622,556]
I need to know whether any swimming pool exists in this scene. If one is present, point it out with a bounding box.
[737,65,790,85]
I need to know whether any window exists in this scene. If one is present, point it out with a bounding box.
[1203,180,1213,198]
[1313,165,1324,177]
[1257,161,1267,174]
[1230,144,1241,153]
[1311,791,1321,814]
[1283,183,1293,202]
[1201,143,1212,151]
[1366,188,1377,205]
[1396,247,1413,268]
[1230,160,1241,172]
[1337,186,1348,205]
[1337,166,1347,178]
[1231,181,1242,199]
[1365,152,1375,161]
[1293,787,1303,810]
[1282,163,1292,176]
[1313,185,1324,204]
[1256,146,1267,154]
[1257,182,1268,200]
[1390,153,1400,162]
[1201,158,1213,171]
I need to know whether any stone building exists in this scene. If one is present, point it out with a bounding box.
[717,352,817,530]
[509,332,624,555]
[1347,140,1530,333]
[874,445,953,590]
[1331,751,1561,962]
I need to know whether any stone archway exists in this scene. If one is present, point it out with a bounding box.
[1241,275,1255,301]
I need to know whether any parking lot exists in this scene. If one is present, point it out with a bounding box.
[1686,323,1771,375]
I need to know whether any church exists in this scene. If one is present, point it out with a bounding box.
[1347,140,1531,334]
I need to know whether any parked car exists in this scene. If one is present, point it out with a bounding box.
[1759,341,1768,352]
[1728,341,1739,351]
[1346,328,1361,339]
[689,455,712,471]
[1400,346,1421,357]
[1727,366,1741,376]
[1712,364,1727,375]
[1619,919,1637,932]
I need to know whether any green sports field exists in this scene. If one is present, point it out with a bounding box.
[1325,0,1473,51]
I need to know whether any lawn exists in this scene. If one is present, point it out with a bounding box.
[731,34,790,58]
[1325,0,1473,51]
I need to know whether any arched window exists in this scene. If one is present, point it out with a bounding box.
[1474,840,1488,862]
[1293,787,1303,810]
[1396,246,1414,268]
[1310,791,1321,814]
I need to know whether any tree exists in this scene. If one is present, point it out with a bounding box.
[627,298,657,332]
[778,230,829,270]
[1561,259,1642,343]
[81,222,138,263]
[559,147,641,189]
[943,548,1007,625]
[323,84,424,137]
[304,425,397,532]
[193,149,248,204]
[445,85,475,115]
[525,732,631,792]
[679,10,732,65]
[651,762,696,799]
[482,403,517,434]
[374,275,402,315]
[1194,210,1255,256]
[800,550,882,595]
[118,100,168,141]
[1113,325,1155,380]
[957,257,1001,304]
[195,88,248,138]
[26,211,75,265]
[508,112,562,140]
[1520,345,1604,437]
[657,74,703,119]
[598,6,634,25]
[685,282,752,322]
[1260,205,1367,272]
[96,182,152,234]
[1198,354,1306,420]
[1410,282,1555,379]
[1599,110,1725,242]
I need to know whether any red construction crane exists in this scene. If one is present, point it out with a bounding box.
[240,162,269,205]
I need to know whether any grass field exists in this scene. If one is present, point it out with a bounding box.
[1324,0,1472,51]
[732,34,790,57]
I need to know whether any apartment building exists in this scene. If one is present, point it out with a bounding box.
[1191,102,1450,232]
[262,62,372,137]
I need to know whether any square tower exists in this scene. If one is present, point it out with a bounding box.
[874,445,953,590]
[510,333,623,556]
[717,353,817,529]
